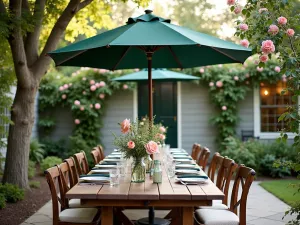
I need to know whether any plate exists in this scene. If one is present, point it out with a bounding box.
[106,155,121,159]
[94,164,117,168]
[176,178,208,184]
[79,176,110,183]
[103,158,122,162]
[111,152,122,155]
[171,153,189,156]
[91,169,110,173]
[175,169,200,174]
[176,164,199,168]
[173,156,192,159]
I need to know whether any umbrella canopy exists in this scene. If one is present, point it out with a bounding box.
[113,69,200,82]
[48,10,252,119]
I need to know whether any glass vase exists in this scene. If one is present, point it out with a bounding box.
[131,158,146,183]
[144,155,153,174]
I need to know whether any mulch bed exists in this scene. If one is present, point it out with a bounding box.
[0,173,51,225]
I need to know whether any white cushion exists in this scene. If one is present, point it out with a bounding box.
[195,208,239,225]
[198,202,228,210]
[69,199,91,208]
[59,208,98,223]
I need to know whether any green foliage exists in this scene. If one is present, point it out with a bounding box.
[0,183,24,203]
[40,156,62,173]
[41,138,68,159]
[260,154,291,178]
[0,194,6,209]
[28,160,36,179]
[29,139,45,163]
[38,118,56,136]
[29,181,41,189]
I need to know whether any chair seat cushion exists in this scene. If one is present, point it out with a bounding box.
[197,202,228,210]
[195,208,239,225]
[59,208,98,223]
[69,199,91,208]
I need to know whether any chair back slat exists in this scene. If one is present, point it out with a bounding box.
[198,147,210,170]
[97,145,105,160]
[191,143,199,160]
[207,153,223,183]
[91,148,102,165]
[229,165,256,225]
[73,151,89,175]
[64,157,78,187]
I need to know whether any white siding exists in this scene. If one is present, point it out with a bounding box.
[181,82,217,155]
[100,90,134,155]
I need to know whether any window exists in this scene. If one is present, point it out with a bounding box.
[260,81,293,132]
[0,108,10,139]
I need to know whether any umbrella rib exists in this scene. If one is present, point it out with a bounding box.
[112,46,131,71]
[167,46,183,69]
[210,47,243,63]
[55,50,87,66]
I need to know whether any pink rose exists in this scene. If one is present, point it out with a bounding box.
[99,94,105,99]
[63,84,69,89]
[268,25,279,35]
[99,69,107,74]
[240,39,249,48]
[275,66,281,73]
[234,6,242,14]
[123,84,128,90]
[80,106,84,111]
[222,106,227,111]
[75,119,80,125]
[90,85,97,91]
[259,54,269,63]
[144,141,159,155]
[199,68,205,73]
[286,28,295,37]
[159,126,166,133]
[99,81,106,87]
[127,141,135,149]
[257,67,264,72]
[90,104,93,108]
[245,73,250,78]
[218,64,223,68]
[90,80,95,85]
[62,94,67,99]
[234,76,239,81]
[259,8,268,13]
[239,23,248,31]
[74,100,80,106]
[159,134,166,140]
[216,81,223,88]
[209,82,214,87]
[227,0,235,6]
[95,83,100,88]
[95,103,101,109]
[261,40,275,54]
[59,86,64,91]
[121,119,131,134]
[277,16,287,25]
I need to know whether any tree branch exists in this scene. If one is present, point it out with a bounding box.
[0,0,6,14]
[25,0,46,66]
[78,0,93,11]
[22,0,30,12]
[32,0,93,79]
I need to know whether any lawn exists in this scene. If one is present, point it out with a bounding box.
[260,180,300,206]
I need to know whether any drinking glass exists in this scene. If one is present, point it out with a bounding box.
[117,162,125,177]
[109,169,119,186]
[167,160,176,178]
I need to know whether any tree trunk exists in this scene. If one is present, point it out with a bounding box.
[3,78,38,189]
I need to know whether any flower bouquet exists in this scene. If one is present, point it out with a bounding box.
[113,117,167,182]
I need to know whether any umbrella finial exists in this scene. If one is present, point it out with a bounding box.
[145,9,153,14]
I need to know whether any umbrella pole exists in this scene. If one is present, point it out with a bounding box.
[147,52,153,121]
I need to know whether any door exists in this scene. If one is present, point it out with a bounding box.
[138,82,178,147]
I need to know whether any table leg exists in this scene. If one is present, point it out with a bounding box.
[182,207,194,225]
[102,206,113,225]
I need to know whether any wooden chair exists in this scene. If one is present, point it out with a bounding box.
[207,153,224,184]
[195,165,256,225]
[45,166,101,225]
[97,145,105,160]
[73,151,89,175]
[197,147,210,170]
[64,157,78,187]
[90,148,102,165]
[191,143,200,160]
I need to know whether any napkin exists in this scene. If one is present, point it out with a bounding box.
[79,174,109,178]
[177,171,208,179]
[99,162,117,165]
[175,166,200,171]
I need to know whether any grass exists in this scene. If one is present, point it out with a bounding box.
[260,179,300,206]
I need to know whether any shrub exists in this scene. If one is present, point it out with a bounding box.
[0,194,6,209]
[41,156,62,172]
[0,183,24,203]
[28,160,36,179]
[29,181,41,189]
[30,139,45,163]
[41,138,68,159]
[260,154,291,178]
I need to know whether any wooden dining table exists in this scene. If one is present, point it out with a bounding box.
[66,149,224,225]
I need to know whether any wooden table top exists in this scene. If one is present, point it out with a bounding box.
[66,150,224,202]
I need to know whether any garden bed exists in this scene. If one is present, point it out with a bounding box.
[0,174,50,225]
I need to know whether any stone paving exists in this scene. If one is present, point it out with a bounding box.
[21,181,294,225]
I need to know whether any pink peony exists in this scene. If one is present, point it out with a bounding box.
[95,103,101,109]
[123,84,128,90]
[159,126,166,133]
[144,141,159,155]
[259,8,268,13]
[62,94,67,99]
[257,67,264,72]
[216,81,223,88]
[90,104,93,108]
[74,100,80,106]
[127,141,135,149]
[59,86,64,91]
[99,81,106,87]
[209,82,214,87]
[199,68,205,73]
[222,106,227,111]
[234,6,242,14]
[120,119,131,134]
[286,28,295,37]
[90,85,97,91]
[63,84,69,89]
[240,39,249,48]
[234,76,239,81]
[275,66,281,73]
[259,54,269,63]
[95,83,101,88]
[99,94,105,99]
[90,80,95,85]
[80,106,84,111]
[239,23,248,31]
[227,0,235,6]
[268,25,279,35]
[261,40,275,54]
[277,16,287,25]
[75,119,80,125]
[159,134,166,140]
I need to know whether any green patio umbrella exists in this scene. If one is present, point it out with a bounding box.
[113,69,200,82]
[48,10,252,119]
